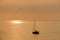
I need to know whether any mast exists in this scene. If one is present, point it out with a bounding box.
[33,19,36,31]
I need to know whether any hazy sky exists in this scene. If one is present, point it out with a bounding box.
[0,0,60,40]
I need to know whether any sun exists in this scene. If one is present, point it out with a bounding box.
[10,20,23,24]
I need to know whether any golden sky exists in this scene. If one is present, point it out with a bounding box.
[0,0,60,40]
